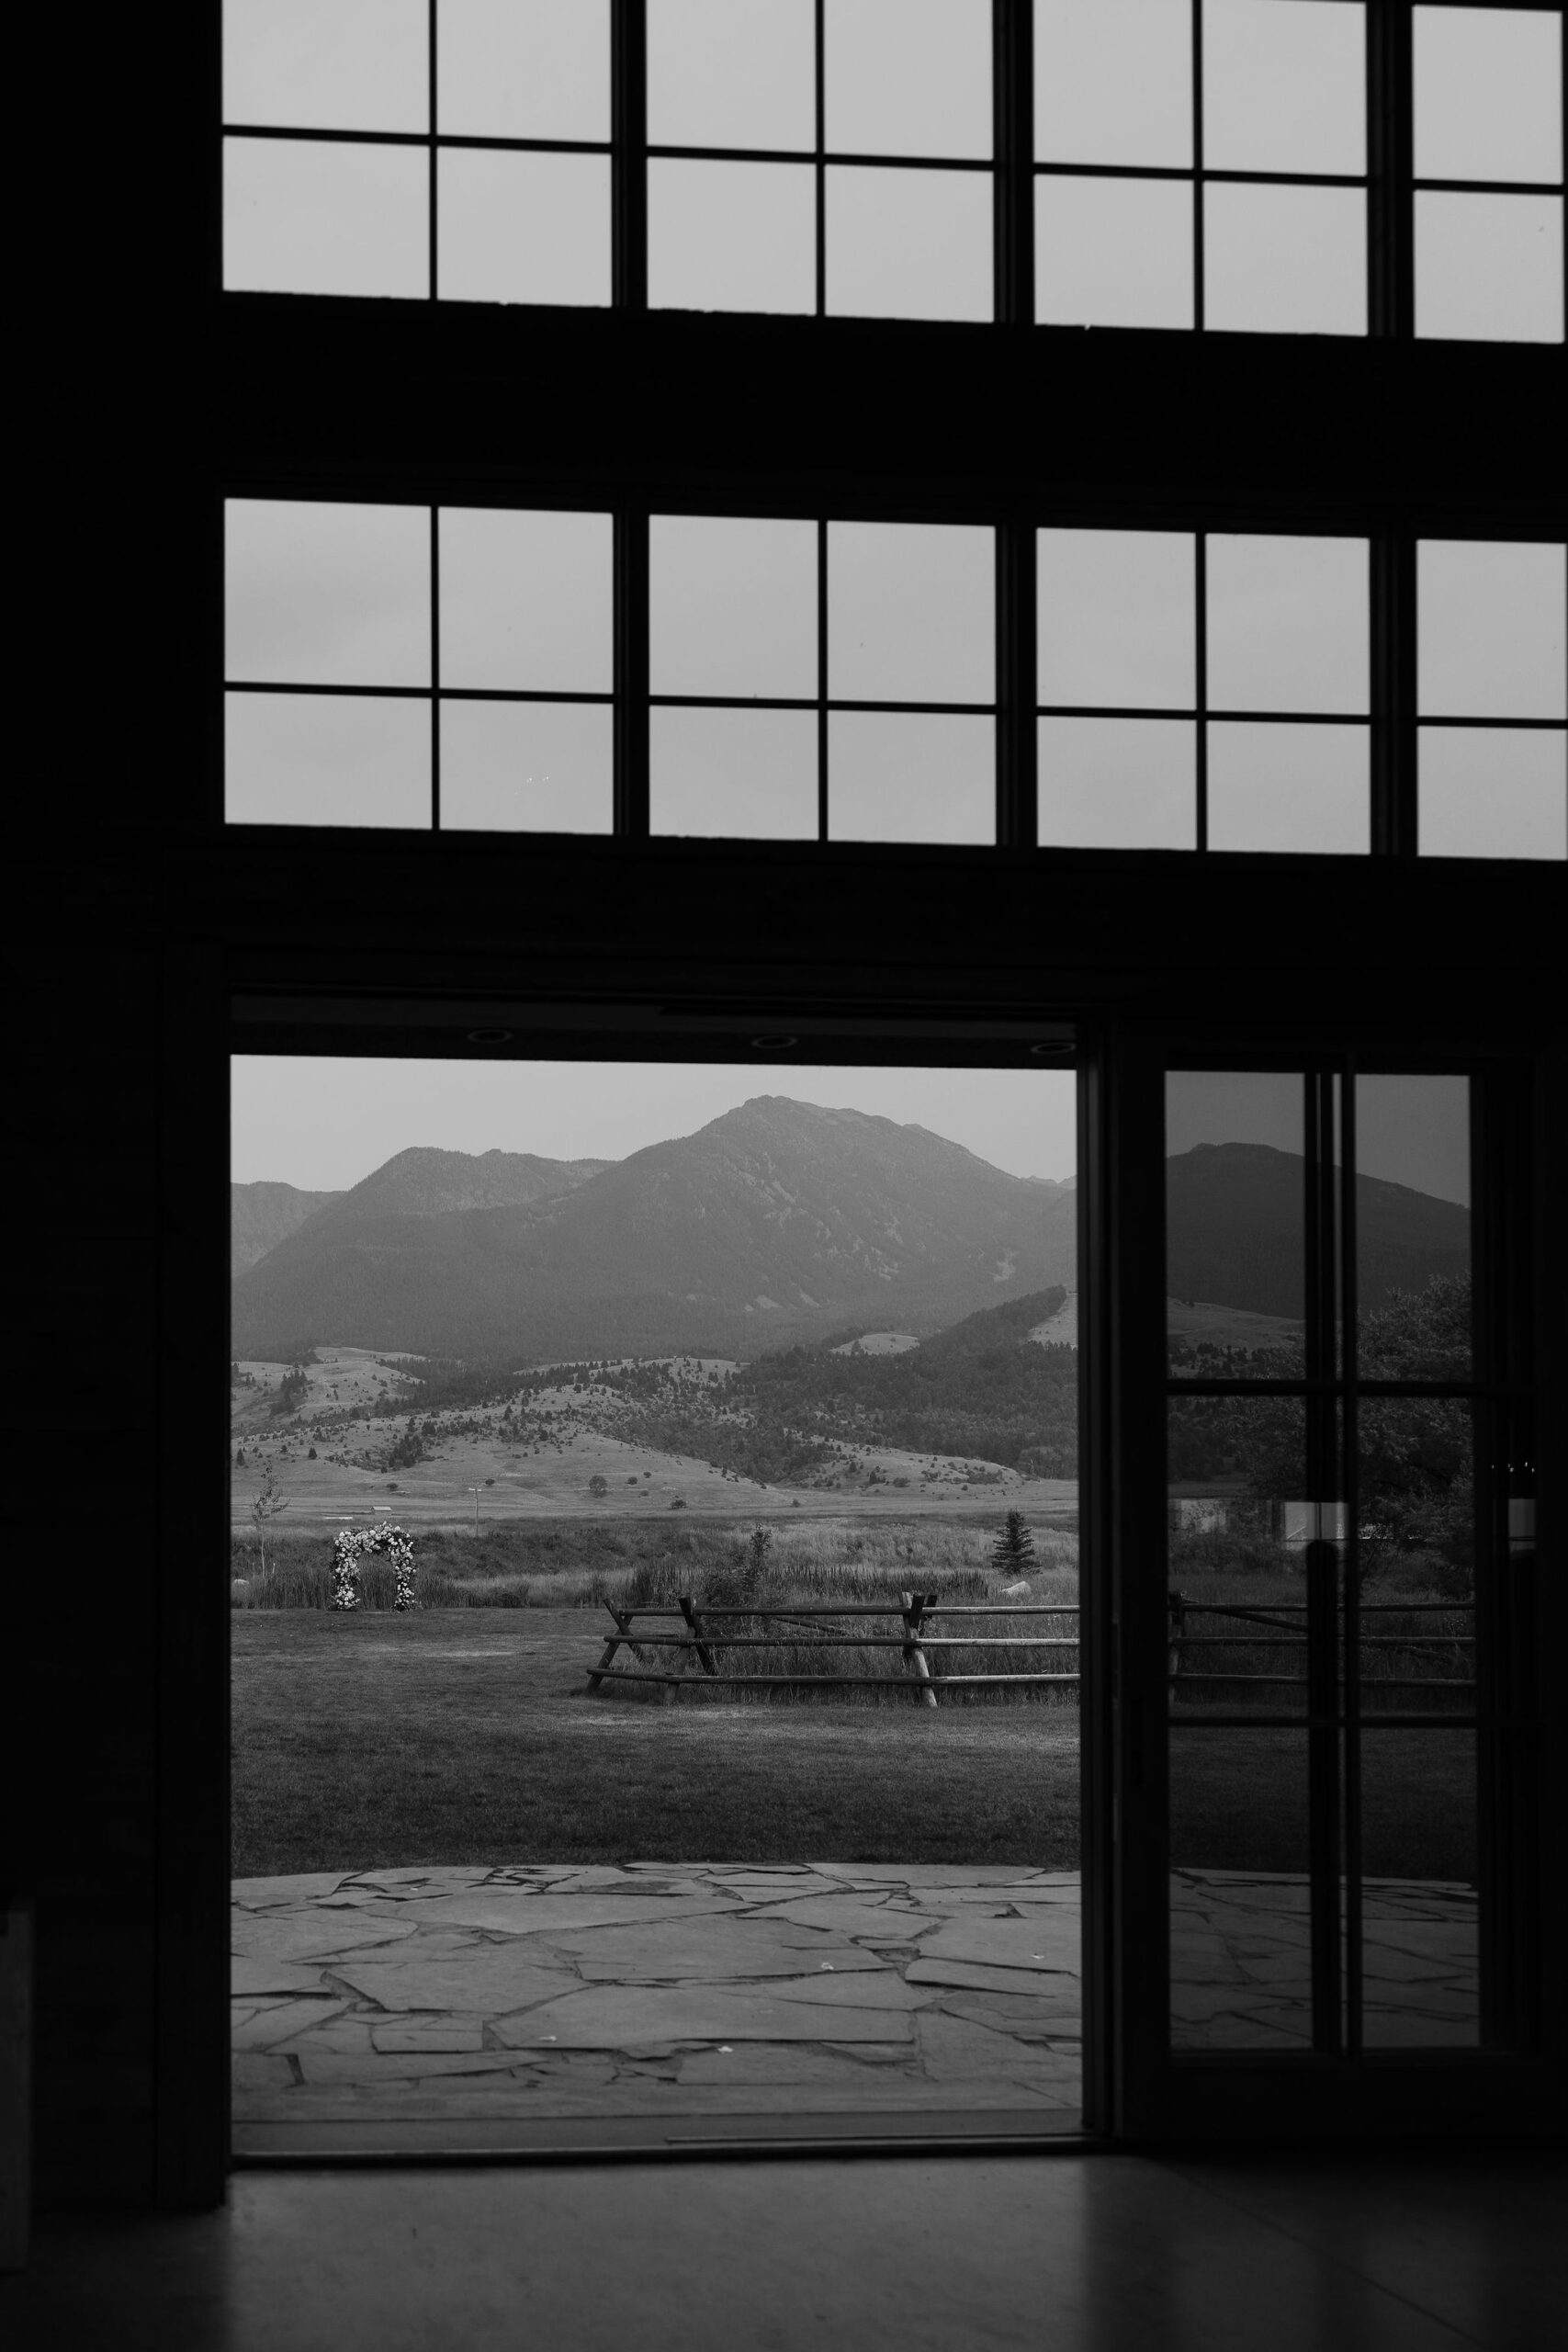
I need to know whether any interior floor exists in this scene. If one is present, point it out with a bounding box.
[6,2149,1562,2350]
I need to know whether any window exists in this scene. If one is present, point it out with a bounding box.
[1039,529,1371,850]
[1415,6,1565,343]
[1417,540,1568,857]
[223,0,613,302]
[649,515,996,840]
[225,501,615,830]
[648,0,993,319]
[223,1,1566,345]
[1034,0,1368,334]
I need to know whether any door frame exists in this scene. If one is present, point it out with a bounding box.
[1099,1020,1567,2139]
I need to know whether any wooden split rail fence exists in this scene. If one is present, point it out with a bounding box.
[585,1592,1081,1705]
[1167,1594,1477,1700]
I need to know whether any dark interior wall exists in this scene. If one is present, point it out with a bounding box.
[9,2,1565,2207]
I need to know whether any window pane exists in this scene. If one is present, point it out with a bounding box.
[649,160,816,313]
[1202,0,1365,176]
[440,701,612,831]
[826,165,993,321]
[226,692,431,826]
[1203,185,1366,337]
[826,0,992,160]
[828,712,994,842]
[829,523,994,703]
[1414,5,1563,186]
[1416,192,1565,344]
[1038,717,1195,846]
[1419,729,1568,860]
[1169,1735,1313,2049]
[440,510,612,693]
[651,516,818,699]
[1355,1076,1472,1379]
[224,137,428,298]
[1039,530,1196,709]
[438,151,610,306]
[648,0,815,151]
[1036,175,1192,328]
[1417,541,1567,719]
[651,706,818,836]
[224,0,427,132]
[1359,1732,1479,2049]
[1207,721,1369,853]
[1170,1072,1306,1345]
[227,502,431,687]
[1207,536,1369,714]
[438,0,609,140]
[1034,0,1192,168]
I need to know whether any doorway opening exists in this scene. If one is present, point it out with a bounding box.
[228,1052,1084,2154]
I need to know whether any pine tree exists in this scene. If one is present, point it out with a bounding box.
[990,1510,1035,1577]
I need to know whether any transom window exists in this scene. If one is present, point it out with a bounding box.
[221,0,1566,343]
[224,500,1566,857]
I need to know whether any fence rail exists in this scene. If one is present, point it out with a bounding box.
[1167,1591,1476,1700]
[585,1592,1078,1705]
[583,1591,1479,1705]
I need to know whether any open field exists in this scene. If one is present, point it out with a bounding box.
[231,1610,1081,1878]
[230,1516,1079,1610]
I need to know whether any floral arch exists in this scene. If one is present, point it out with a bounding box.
[332,1522,417,1611]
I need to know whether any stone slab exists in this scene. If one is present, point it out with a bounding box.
[332,1953,579,2015]
[231,1957,333,1997]
[231,1997,351,2051]
[905,1959,1078,1999]
[231,1873,351,1909]
[371,2023,488,2053]
[232,1914,421,1963]
[547,1918,889,1980]
[491,1986,914,2049]
[390,1894,740,1938]
[743,1896,949,1940]
[915,1916,1081,1973]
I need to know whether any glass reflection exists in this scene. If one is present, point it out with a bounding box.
[1166,1071,1306,1368]
[1359,1733,1479,2048]
[1354,1075,1471,1376]
[1169,1734,1313,2049]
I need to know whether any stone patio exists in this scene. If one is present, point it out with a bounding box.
[231,1862,1085,2151]
[232,1863,1482,2152]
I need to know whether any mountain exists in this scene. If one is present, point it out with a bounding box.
[231,1182,343,1275]
[1165,1142,1469,1319]
[230,1101,1079,1363]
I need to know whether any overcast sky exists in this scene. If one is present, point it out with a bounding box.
[231,1057,1078,1190]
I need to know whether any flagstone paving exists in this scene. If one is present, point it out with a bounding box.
[231,1863,1483,2142]
[231,1862,1084,2136]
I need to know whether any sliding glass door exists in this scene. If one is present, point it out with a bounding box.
[1108,1047,1551,2135]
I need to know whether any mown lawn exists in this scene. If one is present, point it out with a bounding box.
[231,1610,1082,1877]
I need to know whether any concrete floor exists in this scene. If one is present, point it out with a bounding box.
[5,2150,1563,2350]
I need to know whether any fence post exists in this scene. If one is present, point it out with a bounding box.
[902,1589,939,1709]
[1168,1589,1187,1704]
[679,1593,718,1676]
[586,1600,638,1692]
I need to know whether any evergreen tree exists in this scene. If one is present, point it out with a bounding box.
[990,1510,1035,1577]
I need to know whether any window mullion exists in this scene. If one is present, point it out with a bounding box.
[1371,533,1418,854]
[615,508,649,835]
[612,0,648,311]
[993,0,1034,326]
[1368,0,1416,338]
[996,520,1037,848]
